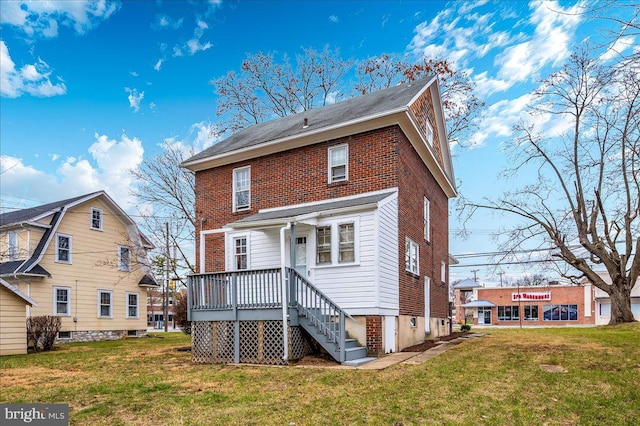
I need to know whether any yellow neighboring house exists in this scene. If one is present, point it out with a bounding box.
[0,278,37,355]
[0,191,158,350]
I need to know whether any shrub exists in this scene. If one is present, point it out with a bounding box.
[460,324,471,332]
[174,292,191,335]
[27,316,62,352]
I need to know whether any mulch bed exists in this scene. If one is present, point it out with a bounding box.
[400,331,469,352]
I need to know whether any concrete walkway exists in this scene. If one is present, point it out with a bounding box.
[354,332,485,370]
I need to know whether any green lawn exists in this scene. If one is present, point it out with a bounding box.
[2,324,639,425]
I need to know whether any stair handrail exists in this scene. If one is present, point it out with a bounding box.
[288,268,355,362]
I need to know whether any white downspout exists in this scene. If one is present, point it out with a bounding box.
[280,222,291,361]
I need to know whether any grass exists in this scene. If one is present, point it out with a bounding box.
[1,324,639,425]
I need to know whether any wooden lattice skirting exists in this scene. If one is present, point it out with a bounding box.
[191,320,311,365]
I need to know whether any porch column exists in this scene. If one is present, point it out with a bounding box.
[289,224,296,307]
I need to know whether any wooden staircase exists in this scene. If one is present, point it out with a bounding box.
[289,269,374,365]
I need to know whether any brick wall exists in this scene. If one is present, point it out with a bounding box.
[196,126,401,271]
[476,286,595,326]
[396,130,449,319]
[365,315,383,355]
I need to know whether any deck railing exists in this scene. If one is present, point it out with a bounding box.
[187,267,354,362]
[188,268,282,311]
[289,268,355,362]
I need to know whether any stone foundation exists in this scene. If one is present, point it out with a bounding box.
[55,329,147,344]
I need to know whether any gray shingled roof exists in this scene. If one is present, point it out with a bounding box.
[232,191,395,226]
[0,191,102,227]
[184,77,432,164]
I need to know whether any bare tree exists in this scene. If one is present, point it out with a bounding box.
[354,53,484,146]
[211,46,352,135]
[130,141,196,277]
[468,46,639,324]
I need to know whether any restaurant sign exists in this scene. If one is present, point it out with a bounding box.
[512,291,551,301]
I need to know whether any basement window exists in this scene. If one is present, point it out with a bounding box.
[410,317,417,328]
[57,331,72,340]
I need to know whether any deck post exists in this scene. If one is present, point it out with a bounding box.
[232,272,240,363]
[339,311,346,363]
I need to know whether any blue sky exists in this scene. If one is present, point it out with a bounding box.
[1,1,636,284]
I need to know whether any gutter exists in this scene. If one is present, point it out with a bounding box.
[279,222,291,362]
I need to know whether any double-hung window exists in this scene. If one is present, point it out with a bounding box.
[98,290,113,318]
[54,287,70,316]
[91,207,103,230]
[118,246,131,271]
[316,226,332,264]
[425,119,434,145]
[126,292,139,318]
[234,237,248,270]
[7,231,18,260]
[338,223,355,263]
[405,238,419,275]
[233,166,251,211]
[423,197,430,242]
[328,145,348,183]
[55,234,72,263]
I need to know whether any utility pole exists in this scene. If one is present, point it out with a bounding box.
[471,269,479,282]
[164,221,169,332]
[498,272,505,287]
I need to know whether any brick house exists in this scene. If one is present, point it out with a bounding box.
[460,284,596,326]
[182,77,456,365]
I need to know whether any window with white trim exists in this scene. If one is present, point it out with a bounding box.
[338,223,355,263]
[234,237,248,270]
[316,226,332,264]
[424,197,430,242]
[425,119,434,145]
[233,166,251,211]
[405,238,419,275]
[126,292,139,318]
[55,233,72,263]
[328,145,348,183]
[54,286,71,316]
[98,290,113,318]
[91,207,103,230]
[7,231,18,260]
[118,246,131,271]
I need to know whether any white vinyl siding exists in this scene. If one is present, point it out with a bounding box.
[55,233,72,264]
[377,195,399,310]
[233,166,251,211]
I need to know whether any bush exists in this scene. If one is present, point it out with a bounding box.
[27,316,61,352]
[460,324,471,332]
[174,292,191,335]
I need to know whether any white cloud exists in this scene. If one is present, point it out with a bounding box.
[130,71,139,77]
[154,58,164,71]
[0,133,145,210]
[125,87,144,112]
[171,19,213,58]
[600,36,636,62]
[153,14,184,30]
[0,0,120,38]
[0,41,67,98]
[493,1,583,88]
[329,15,339,23]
